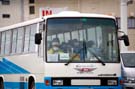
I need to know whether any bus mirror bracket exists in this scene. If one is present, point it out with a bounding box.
[35,33,42,45]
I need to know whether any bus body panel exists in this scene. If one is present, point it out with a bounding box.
[44,63,121,77]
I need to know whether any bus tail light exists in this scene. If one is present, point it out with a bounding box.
[45,80,50,86]
[120,79,124,85]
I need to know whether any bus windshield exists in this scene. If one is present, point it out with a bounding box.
[46,17,119,63]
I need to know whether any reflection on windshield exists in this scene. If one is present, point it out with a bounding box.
[121,53,135,67]
[47,18,119,63]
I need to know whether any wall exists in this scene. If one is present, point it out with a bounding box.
[0,0,22,27]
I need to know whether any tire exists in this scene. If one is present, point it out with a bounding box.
[29,81,35,89]
[0,79,4,89]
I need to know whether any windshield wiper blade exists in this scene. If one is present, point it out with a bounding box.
[65,42,87,66]
[65,54,79,66]
[88,49,105,66]
[64,59,73,66]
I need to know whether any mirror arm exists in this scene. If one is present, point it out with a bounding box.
[118,35,125,40]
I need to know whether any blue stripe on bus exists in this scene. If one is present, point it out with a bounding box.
[0,58,30,74]
[4,82,28,89]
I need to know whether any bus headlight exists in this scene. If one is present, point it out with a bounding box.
[108,80,117,85]
[53,80,63,85]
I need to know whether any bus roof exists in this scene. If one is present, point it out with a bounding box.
[0,11,115,32]
[44,11,116,19]
[0,18,44,32]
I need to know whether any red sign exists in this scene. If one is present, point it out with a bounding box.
[40,7,68,17]
[42,10,52,16]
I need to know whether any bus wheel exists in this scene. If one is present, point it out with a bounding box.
[29,77,35,89]
[30,81,35,89]
[0,78,4,89]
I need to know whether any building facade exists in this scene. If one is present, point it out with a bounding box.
[0,0,135,50]
[0,0,23,27]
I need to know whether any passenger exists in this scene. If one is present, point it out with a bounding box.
[48,38,63,54]
[73,40,87,61]
[60,42,68,52]
[71,39,81,60]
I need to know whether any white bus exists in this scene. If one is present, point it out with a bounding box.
[0,11,129,89]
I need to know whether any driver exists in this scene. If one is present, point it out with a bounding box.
[48,38,63,54]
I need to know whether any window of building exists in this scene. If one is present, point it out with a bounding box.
[1,0,10,5]
[128,17,135,29]
[29,0,34,4]
[29,6,35,14]
[116,17,135,29]
[2,14,10,18]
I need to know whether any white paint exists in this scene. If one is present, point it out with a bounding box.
[45,63,121,77]
[71,79,100,85]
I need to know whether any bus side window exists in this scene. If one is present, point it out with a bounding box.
[11,29,17,54]
[1,32,6,55]
[16,27,24,53]
[5,30,12,55]
[24,26,31,53]
[29,24,37,52]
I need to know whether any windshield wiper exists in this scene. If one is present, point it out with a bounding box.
[65,53,79,66]
[88,49,105,66]
[65,40,105,66]
[65,41,87,66]
[83,40,105,66]
[65,49,105,66]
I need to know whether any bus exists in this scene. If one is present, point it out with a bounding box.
[0,11,129,89]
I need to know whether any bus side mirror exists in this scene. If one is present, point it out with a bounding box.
[35,33,42,45]
[118,35,130,46]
